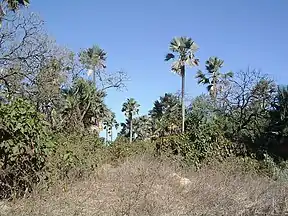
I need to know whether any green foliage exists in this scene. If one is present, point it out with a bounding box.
[165,37,199,73]
[260,154,288,181]
[121,98,140,118]
[121,98,140,143]
[103,111,118,142]
[118,116,152,141]
[196,56,233,99]
[185,94,216,131]
[165,36,200,133]
[108,139,154,164]
[79,45,107,71]
[79,45,107,85]
[216,70,276,144]
[1,11,288,202]
[153,117,232,169]
[45,133,107,182]
[5,0,29,11]
[59,78,109,131]
[259,85,288,159]
[187,123,233,163]
[133,115,152,141]
[267,85,288,137]
[149,93,182,137]
[0,98,52,198]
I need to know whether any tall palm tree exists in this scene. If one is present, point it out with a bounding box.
[79,45,107,86]
[165,37,199,133]
[79,45,107,130]
[196,57,233,100]
[121,98,140,143]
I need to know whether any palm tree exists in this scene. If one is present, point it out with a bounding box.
[103,111,119,143]
[121,98,140,143]
[60,78,109,132]
[196,57,233,100]
[149,93,182,134]
[133,115,153,141]
[79,45,107,86]
[269,85,288,134]
[165,37,199,133]
[103,110,111,144]
[263,85,288,157]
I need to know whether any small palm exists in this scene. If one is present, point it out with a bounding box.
[196,57,233,99]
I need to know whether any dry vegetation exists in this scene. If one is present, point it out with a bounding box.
[1,155,287,216]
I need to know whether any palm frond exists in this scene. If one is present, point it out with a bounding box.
[223,71,234,79]
[207,84,213,92]
[165,53,175,61]
[189,41,199,52]
[196,70,210,84]
[171,61,182,74]
[170,37,182,51]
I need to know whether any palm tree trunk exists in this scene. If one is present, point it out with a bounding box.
[129,114,133,143]
[181,66,185,133]
[110,128,113,142]
[93,70,96,86]
[106,129,108,145]
[212,74,217,100]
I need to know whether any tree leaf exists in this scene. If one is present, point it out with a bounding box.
[165,53,174,61]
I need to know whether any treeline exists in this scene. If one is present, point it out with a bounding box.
[0,3,287,200]
[118,38,288,164]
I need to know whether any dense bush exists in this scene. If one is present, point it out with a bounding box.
[154,125,233,169]
[44,132,107,183]
[108,137,155,164]
[0,98,53,199]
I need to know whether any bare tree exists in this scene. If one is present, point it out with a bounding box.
[0,12,74,94]
[218,68,276,140]
[0,12,77,129]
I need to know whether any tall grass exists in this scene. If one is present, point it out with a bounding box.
[1,154,287,216]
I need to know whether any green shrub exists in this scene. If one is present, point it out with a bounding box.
[0,98,53,199]
[153,122,233,169]
[188,123,232,161]
[259,154,288,181]
[108,138,154,164]
[45,132,107,183]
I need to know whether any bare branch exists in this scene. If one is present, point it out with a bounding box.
[100,70,130,91]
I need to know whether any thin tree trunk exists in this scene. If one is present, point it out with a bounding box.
[110,128,113,142]
[129,114,133,143]
[106,129,108,145]
[181,66,185,133]
[212,74,217,100]
[93,70,96,86]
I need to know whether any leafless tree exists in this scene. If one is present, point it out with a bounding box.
[218,68,276,140]
[0,12,74,96]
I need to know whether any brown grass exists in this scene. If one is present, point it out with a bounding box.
[1,155,288,216]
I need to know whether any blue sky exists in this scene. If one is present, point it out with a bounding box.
[29,0,288,138]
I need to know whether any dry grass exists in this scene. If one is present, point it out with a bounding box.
[1,155,288,216]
